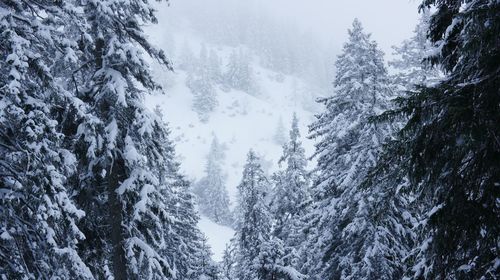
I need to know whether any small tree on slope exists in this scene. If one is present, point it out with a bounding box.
[270,114,311,275]
[234,150,303,280]
[195,136,232,225]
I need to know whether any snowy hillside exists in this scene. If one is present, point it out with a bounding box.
[143,5,328,262]
[145,57,317,201]
[144,35,321,260]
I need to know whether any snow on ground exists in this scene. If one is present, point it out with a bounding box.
[198,215,235,261]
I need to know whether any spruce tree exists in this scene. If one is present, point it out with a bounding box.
[0,2,92,278]
[234,150,302,280]
[223,49,257,95]
[390,10,442,91]
[188,45,218,122]
[233,150,273,280]
[221,241,237,280]
[195,136,232,225]
[208,49,223,84]
[178,40,196,72]
[271,114,310,272]
[273,117,288,146]
[67,0,210,278]
[166,177,220,280]
[386,1,500,278]
[303,19,408,280]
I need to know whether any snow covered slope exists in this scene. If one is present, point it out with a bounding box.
[198,216,235,261]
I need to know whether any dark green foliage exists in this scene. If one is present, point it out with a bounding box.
[386,0,500,278]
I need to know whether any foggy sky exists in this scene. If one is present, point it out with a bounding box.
[166,0,421,58]
[252,0,421,56]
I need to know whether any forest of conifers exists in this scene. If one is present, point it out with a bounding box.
[0,0,498,279]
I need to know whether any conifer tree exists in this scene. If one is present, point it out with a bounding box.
[223,49,257,94]
[208,49,223,84]
[384,1,500,278]
[303,19,409,280]
[167,177,220,280]
[1,1,215,279]
[67,0,210,279]
[390,10,442,91]
[234,150,302,280]
[271,114,310,262]
[188,45,218,122]
[195,136,232,225]
[221,241,237,280]
[273,117,288,146]
[233,150,273,280]
[178,40,196,72]
[0,2,92,278]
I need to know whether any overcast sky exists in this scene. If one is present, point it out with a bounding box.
[165,0,421,57]
[253,0,421,55]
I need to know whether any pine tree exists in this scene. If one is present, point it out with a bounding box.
[257,236,305,280]
[188,45,218,122]
[223,49,257,95]
[0,2,92,278]
[385,1,500,278]
[271,114,310,270]
[303,19,408,279]
[390,10,442,91]
[167,178,220,280]
[208,49,223,84]
[178,40,196,72]
[233,150,273,280]
[66,0,208,278]
[193,236,220,280]
[195,136,232,225]
[270,114,311,278]
[234,150,302,280]
[273,117,288,146]
[221,241,237,280]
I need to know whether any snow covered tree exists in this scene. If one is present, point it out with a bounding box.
[223,49,257,95]
[233,150,272,280]
[256,237,305,280]
[273,117,287,146]
[166,178,220,280]
[1,0,215,279]
[234,150,301,280]
[188,45,218,122]
[178,40,196,72]
[189,72,218,122]
[303,19,410,280]
[195,136,232,225]
[208,49,223,84]
[0,2,92,279]
[383,1,500,278]
[390,9,442,91]
[271,114,310,271]
[191,235,220,280]
[64,0,209,279]
[272,114,310,233]
[221,241,238,280]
